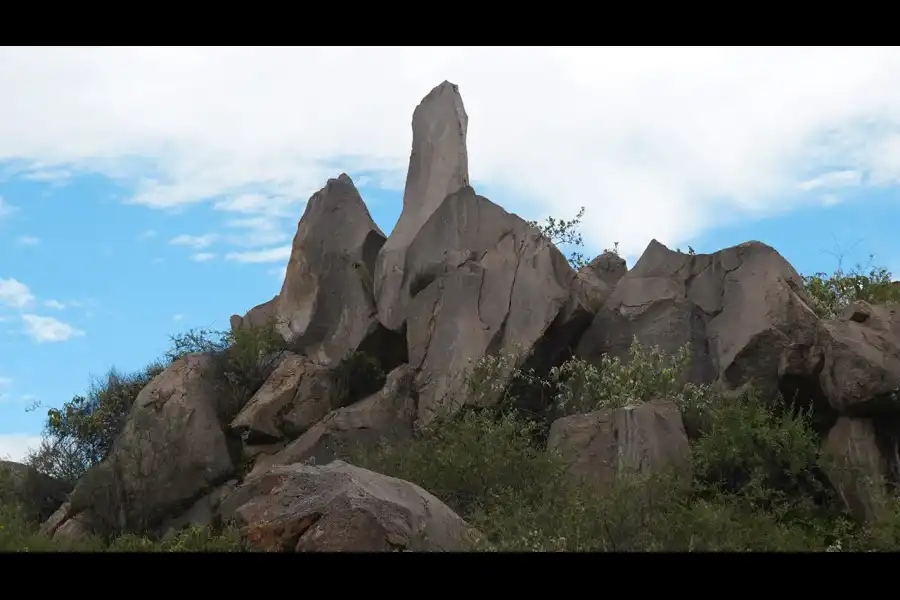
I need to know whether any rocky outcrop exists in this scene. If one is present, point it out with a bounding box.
[405,187,592,424]
[0,461,71,521]
[233,174,405,368]
[62,354,237,535]
[577,240,819,394]
[373,81,470,332]
[30,80,900,552]
[250,365,416,475]
[547,401,691,493]
[219,461,473,552]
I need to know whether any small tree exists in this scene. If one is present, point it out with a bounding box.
[528,206,619,270]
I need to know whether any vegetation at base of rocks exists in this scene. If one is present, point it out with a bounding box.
[0,502,243,552]
[350,340,900,551]
[802,254,900,320]
[25,320,287,486]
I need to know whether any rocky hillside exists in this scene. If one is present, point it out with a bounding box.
[3,81,900,552]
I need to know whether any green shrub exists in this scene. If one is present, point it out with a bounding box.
[0,501,243,552]
[802,257,900,319]
[550,339,712,416]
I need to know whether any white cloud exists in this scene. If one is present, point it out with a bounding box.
[136,229,157,240]
[0,195,17,218]
[21,314,84,343]
[0,377,11,387]
[15,234,40,246]
[170,233,217,248]
[0,434,42,462]
[799,169,863,191]
[5,48,900,253]
[44,299,65,309]
[225,245,291,264]
[191,252,215,262]
[0,278,35,309]
[173,313,184,321]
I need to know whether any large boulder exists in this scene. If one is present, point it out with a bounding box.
[816,302,900,415]
[60,353,237,535]
[219,460,473,552]
[547,400,691,493]
[230,353,334,444]
[0,461,71,522]
[233,174,404,367]
[373,80,470,332]
[577,240,820,394]
[404,187,591,424]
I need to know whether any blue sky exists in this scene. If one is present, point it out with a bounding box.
[2,47,900,461]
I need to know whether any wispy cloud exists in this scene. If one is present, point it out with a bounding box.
[191,252,216,262]
[0,377,11,387]
[136,229,157,241]
[21,314,84,343]
[225,245,292,264]
[0,196,18,218]
[0,278,35,309]
[799,170,863,191]
[15,234,40,246]
[44,299,65,310]
[173,313,184,321]
[169,234,218,249]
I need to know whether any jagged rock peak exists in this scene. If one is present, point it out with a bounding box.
[373,81,471,331]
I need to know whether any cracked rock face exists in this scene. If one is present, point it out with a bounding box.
[547,400,691,494]
[373,81,470,332]
[403,187,587,425]
[577,239,819,393]
[219,460,473,552]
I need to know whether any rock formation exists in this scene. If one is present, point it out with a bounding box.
[232,174,405,368]
[7,80,900,551]
[373,80,470,332]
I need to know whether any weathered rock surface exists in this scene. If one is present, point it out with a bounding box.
[235,174,404,367]
[815,302,900,415]
[230,353,334,443]
[219,460,473,552]
[64,353,236,534]
[250,365,416,475]
[404,188,589,423]
[574,251,628,313]
[547,400,691,493]
[0,460,71,521]
[822,417,888,523]
[373,81,470,332]
[230,294,278,333]
[577,240,819,394]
